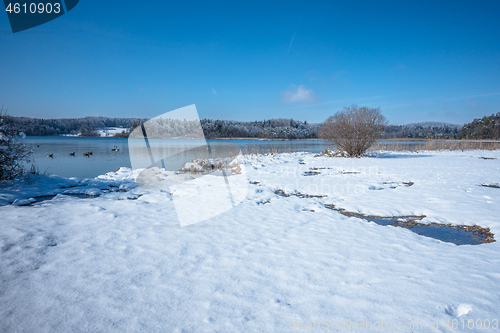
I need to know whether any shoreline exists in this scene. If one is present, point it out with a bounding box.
[25,135,500,143]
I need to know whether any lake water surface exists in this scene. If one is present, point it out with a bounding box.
[24,137,333,178]
[24,136,434,178]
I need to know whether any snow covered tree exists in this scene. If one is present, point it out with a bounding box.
[0,106,32,181]
[319,105,388,157]
[460,112,500,139]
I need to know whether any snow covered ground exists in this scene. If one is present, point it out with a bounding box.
[61,127,128,137]
[1,150,500,332]
[98,127,128,137]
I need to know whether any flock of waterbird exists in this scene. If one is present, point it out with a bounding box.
[45,146,119,158]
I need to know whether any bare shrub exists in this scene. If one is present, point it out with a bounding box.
[319,105,388,157]
[0,106,32,181]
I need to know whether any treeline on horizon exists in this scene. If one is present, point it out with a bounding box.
[6,116,147,137]
[5,113,500,140]
[460,112,500,140]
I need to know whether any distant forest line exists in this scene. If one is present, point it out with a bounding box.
[5,112,500,140]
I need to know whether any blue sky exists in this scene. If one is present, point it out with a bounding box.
[1,0,499,124]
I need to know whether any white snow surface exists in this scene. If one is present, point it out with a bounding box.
[1,150,500,332]
[98,127,128,137]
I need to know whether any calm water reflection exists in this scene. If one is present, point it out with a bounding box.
[24,137,332,178]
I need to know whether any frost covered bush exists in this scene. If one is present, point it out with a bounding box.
[318,105,388,157]
[0,107,31,181]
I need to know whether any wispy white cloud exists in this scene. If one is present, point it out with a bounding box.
[212,87,217,96]
[465,100,477,107]
[287,31,297,54]
[446,91,500,101]
[282,85,318,103]
[465,99,488,110]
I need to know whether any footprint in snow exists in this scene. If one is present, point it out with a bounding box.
[445,304,473,317]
